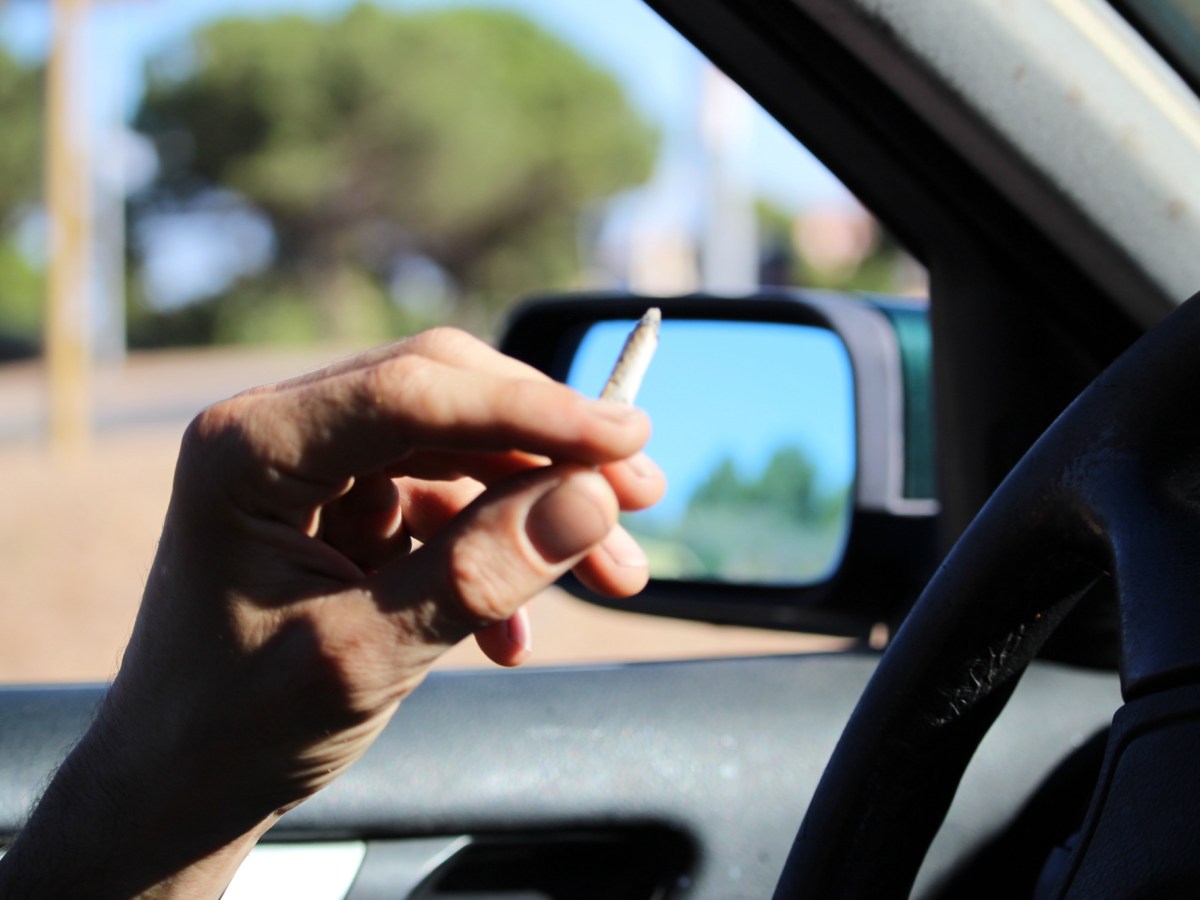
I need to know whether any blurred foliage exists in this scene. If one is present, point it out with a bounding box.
[0,239,43,357]
[688,445,845,527]
[127,266,432,348]
[654,503,845,583]
[0,49,42,231]
[129,4,658,346]
[0,47,44,354]
[630,445,850,583]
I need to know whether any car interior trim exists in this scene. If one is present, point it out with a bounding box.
[222,842,367,900]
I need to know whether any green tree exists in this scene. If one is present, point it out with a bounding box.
[687,457,748,509]
[0,48,44,353]
[758,446,819,520]
[130,5,657,344]
[0,49,41,231]
[677,445,849,581]
[687,445,842,525]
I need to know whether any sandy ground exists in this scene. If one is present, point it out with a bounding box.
[0,347,844,684]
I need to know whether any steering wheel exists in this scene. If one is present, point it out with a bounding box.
[773,292,1200,898]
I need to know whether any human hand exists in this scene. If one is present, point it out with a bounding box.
[0,329,662,899]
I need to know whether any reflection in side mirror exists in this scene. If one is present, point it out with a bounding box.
[568,319,855,586]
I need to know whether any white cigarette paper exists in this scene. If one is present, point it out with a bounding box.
[600,307,661,405]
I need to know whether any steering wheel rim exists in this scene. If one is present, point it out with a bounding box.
[773,292,1200,898]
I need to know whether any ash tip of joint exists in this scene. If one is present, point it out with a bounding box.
[642,307,662,334]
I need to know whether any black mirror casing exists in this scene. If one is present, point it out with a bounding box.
[499,291,938,640]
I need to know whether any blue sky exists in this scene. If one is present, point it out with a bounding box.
[0,0,854,212]
[570,318,855,521]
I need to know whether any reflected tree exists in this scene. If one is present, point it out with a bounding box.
[649,445,851,582]
[687,446,841,526]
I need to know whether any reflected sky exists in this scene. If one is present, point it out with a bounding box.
[569,318,855,519]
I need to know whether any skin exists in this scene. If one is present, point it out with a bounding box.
[0,328,664,899]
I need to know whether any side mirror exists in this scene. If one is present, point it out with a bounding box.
[570,317,855,585]
[499,292,938,640]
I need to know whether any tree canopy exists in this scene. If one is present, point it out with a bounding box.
[0,48,41,231]
[688,446,836,525]
[0,47,43,352]
[131,4,658,344]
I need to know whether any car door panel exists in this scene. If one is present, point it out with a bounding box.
[0,655,1119,898]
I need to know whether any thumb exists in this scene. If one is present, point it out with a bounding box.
[373,465,618,654]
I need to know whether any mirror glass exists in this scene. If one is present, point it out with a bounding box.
[568,319,855,586]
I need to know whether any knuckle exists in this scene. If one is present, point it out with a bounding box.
[184,400,239,448]
[373,353,435,404]
[179,398,257,473]
[445,538,513,624]
[368,353,458,434]
[356,358,397,410]
[385,350,432,382]
[408,326,479,359]
[178,396,296,513]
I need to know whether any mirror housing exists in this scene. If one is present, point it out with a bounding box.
[499,291,938,639]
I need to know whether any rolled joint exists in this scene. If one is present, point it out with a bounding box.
[600,307,661,405]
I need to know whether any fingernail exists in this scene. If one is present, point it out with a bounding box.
[506,608,533,654]
[525,471,615,563]
[625,452,661,480]
[601,524,648,568]
[588,398,643,422]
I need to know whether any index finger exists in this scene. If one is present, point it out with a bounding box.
[254,328,553,398]
[237,353,650,490]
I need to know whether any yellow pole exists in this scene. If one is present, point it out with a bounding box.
[44,0,92,458]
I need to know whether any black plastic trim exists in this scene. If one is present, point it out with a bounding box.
[0,658,1120,899]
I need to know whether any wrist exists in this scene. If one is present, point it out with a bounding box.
[0,694,276,900]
